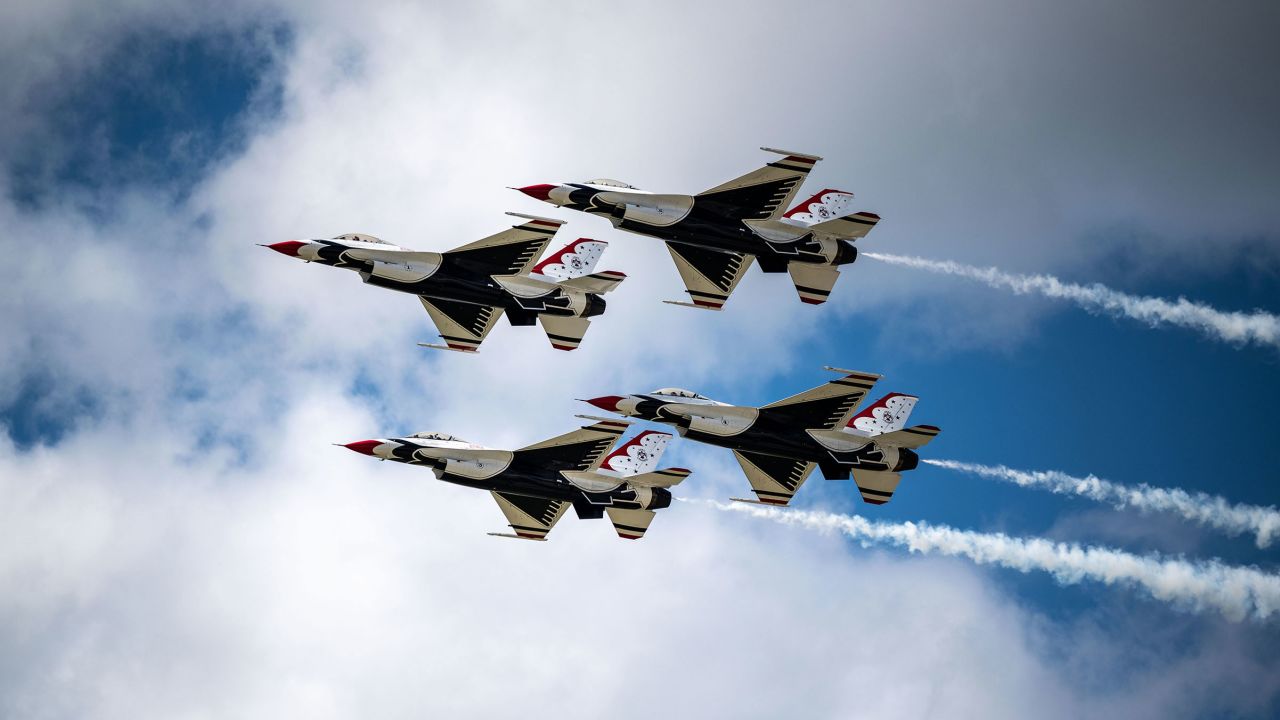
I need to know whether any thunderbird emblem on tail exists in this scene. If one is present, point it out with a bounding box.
[515,148,881,310]
[263,212,625,352]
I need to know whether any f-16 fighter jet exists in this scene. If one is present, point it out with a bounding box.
[264,213,625,352]
[584,368,939,507]
[341,419,690,541]
[515,148,880,310]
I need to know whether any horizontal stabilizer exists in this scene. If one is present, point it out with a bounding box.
[852,470,901,505]
[626,467,691,488]
[809,212,880,240]
[538,314,591,351]
[871,425,940,449]
[559,270,627,294]
[787,262,842,305]
[606,507,657,540]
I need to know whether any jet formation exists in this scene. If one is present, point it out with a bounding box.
[516,147,881,309]
[264,148,941,541]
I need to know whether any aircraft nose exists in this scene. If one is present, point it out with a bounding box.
[264,240,307,257]
[342,440,383,456]
[585,395,626,413]
[514,183,558,202]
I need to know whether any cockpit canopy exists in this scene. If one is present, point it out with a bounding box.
[650,387,711,400]
[583,178,636,189]
[333,233,388,245]
[410,432,465,442]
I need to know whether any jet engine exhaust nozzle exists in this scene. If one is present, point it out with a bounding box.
[895,448,919,472]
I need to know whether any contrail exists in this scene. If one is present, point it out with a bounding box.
[861,252,1280,349]
[925,459,1280,549]
[692,500,1280,622]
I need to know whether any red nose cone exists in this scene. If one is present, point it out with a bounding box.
[586,395,626,412]
[266,240,306,257]
[516,184,557,202]
[343,440,382,456]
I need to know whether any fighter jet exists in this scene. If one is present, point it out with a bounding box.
[341,418,690,540]
[584,368,939,507]
[515,148,880,310]
[263,213,625,352]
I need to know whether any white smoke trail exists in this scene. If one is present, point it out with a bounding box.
[861,252,1280,349]
[925,459,1280,549]
[691,500,1280,622]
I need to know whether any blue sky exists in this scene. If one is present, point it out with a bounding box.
[1,2,1278,717]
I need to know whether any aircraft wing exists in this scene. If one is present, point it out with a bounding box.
[444,214,563,277]
[513,419,629,472]
[488,491,572,541]
[662,242,755,311]
[731,450,816,506]
[759,370,880,430]
[417,297,505,352]
[695,148,820,221]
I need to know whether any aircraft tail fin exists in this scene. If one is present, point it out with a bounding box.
[598,430,672,476]
[532,238,607,279]
[847,393,919,436]
[782,189,856,224]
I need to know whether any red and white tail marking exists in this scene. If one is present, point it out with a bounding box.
[533,238,608,280]
[783,188,857,225]
[600,430,672,476]
[847,392,919,435]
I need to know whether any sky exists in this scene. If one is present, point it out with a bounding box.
[1,1,1278,717]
